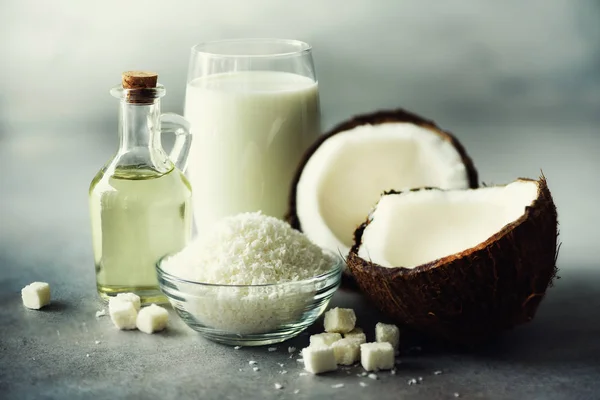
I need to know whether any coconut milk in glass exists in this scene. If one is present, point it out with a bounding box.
[184,39,320,238]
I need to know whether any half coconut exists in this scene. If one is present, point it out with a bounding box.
[347,177,559,344]
[287,109,478,261]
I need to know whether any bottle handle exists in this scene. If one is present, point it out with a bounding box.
[161,113,193,172]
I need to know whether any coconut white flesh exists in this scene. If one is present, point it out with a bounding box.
[357,180,539,269]
[296,122,471,257]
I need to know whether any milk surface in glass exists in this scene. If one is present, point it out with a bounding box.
[184,70,320,238]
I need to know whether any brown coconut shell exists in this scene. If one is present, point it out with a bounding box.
[347,176,559,345]
[285,108,479,232]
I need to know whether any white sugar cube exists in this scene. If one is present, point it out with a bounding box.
[310,332,342,347]
[324,308,356,333]
[109,300,137,330]
[113,293,141,311]
[302,346,337,374]
[375,322,400,350]
[360,342,394,372]
[21,282,51,310]
[344,327,366,344]
[331,338,360,365]
[136,304,169,334]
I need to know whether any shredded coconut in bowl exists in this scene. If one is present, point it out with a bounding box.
[160,212,339,334]
[162,211,334,285]
[183,284,321,334]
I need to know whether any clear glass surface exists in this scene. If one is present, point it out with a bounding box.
[156,253,343,346]
[184,39,321,241]
[89,85,194,304]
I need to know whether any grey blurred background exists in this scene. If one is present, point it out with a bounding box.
[0,0,598,269]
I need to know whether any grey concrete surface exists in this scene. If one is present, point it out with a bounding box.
[1,268,600,400]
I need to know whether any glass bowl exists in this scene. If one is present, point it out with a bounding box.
[156,254,343,346]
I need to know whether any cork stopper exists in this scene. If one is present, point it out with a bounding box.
[122,71,158,89]
[121,71,158,103]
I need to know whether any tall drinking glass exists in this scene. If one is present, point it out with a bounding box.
[184,39,320,238]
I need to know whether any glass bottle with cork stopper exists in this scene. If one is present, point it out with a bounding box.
[89,71,193,304]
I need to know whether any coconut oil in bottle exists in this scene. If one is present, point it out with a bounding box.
[89,71,193,304]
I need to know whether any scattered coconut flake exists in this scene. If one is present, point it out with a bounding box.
[249,360,257,365]
[454,393,460,398]
[434,370,443,375]
[368,373,378,380]
[56,330,60,336]
[297,358,304,363]
[280,370,287,374]
[359,382,368,387]
[299,372,308,376]
[268,347,277,352]
[274,383,283,390]
[331,384,344,389]
[360,372,368,377]
[391,369,396,375]
[288,346,296,353]
[95,340,101,345]
[346,371,351,375]
[418,377,423,382]
[86,354,90,358]
[32,357,35,361]
[234,346,242,350]
[408,378,417,385]
[294,389,300,394]
[95,309,106,318]
[408,346,422,354]
[253,367,260,372]
[239,368,243,372]
[278,363,284,367]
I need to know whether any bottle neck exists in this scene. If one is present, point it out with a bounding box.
[118,100,162,152]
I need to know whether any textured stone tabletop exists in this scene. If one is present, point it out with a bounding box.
[2,260,600,400]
